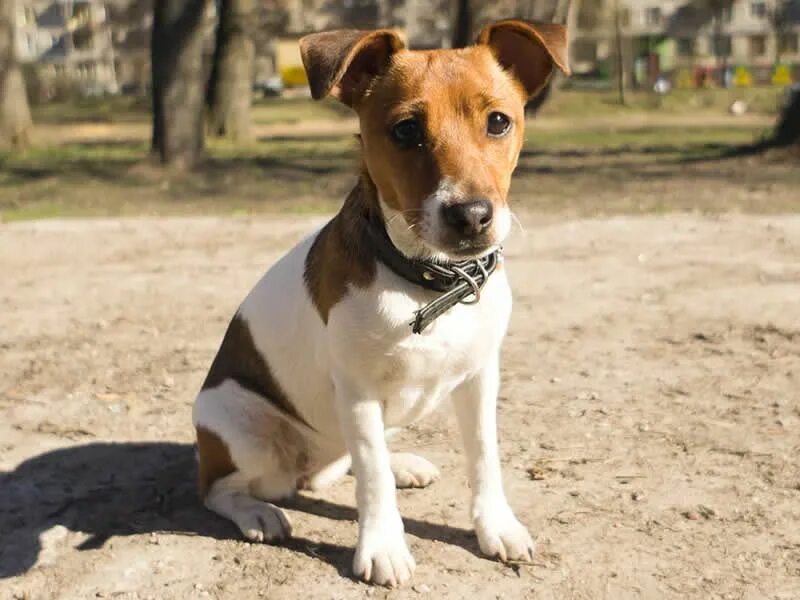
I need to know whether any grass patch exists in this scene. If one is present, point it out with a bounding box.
[2,118,798,223]
[525,124,771,151]
[542,87,786,117]
[251,97,352,125]
[31,95,152,124]
[28,87,787,130]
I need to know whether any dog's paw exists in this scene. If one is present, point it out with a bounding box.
[390,453,439,489]
[353,518,415,587]
[228,497,292,543]
[475,507,535,563]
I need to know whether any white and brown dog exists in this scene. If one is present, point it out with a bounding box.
[193,20,569,587]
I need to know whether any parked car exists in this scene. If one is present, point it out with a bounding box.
[253,76,283,98]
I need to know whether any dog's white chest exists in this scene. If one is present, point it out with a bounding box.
[328,264,512,428]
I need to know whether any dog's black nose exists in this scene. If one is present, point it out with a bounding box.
[441,199,493,237]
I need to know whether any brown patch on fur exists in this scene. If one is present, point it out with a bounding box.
[196,426,236,497]
[304,178,378,323]
[299,29,404,105]
[477,20,570,99]
[300,20,569,256]
[202,314,313,429]
[274,419,310,475]
[357,47,526,244]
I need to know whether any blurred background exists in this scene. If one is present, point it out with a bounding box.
[0,0,799,220]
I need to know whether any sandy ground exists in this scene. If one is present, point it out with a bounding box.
[1,213,799,600]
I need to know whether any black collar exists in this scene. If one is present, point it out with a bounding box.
[364,213,501,334]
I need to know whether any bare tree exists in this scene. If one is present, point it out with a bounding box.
[766,0,795,65]
[207,0,256,142]
[772,89,800,147]
[515,0,562,21]
[0,0,32,149]
[376,0,393,27]
[613,0,625,105]
[451,0,473,48]
[151,0,208,169]
[107,0,154,96]
[708,0,733,75]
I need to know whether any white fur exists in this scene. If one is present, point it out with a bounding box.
[193,213,529,586]
[381,180,513,261]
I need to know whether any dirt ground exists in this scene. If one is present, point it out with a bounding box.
[1,212,799,600]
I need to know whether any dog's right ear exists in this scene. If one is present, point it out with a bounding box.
[299,29,404,107]
[477,20,570,99]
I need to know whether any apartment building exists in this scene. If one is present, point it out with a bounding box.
[14,0,118,95]
[572,0,800,84]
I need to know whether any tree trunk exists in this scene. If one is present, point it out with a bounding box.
[151,0,207,169]
[451,0,473,49]
[0,0,32,149]
[207,0,255,142]
[773,89,800,147]
[614,0,626,105]
[376,0,393,27]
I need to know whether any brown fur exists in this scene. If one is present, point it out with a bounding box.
[202,314,312,430]
[304,176,379,323]
[300,20,568,259]
[299,29,404,105]
[358,45,527,242]
[298,20,569,320]
[196,426,236,497]
[477,19,570,98]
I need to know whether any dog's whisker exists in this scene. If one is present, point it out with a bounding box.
[510,210,526,235]
[386,213,407,228]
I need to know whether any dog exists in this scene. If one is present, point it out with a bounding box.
[193,19,569,587]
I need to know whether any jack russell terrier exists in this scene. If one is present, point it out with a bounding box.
[193,19,569,587]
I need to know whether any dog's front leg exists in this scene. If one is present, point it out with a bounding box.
[452,355,535,562]
[333,374,415,587]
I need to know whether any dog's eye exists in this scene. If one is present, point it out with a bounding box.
[487,112,511,137]
[391,118,424,148]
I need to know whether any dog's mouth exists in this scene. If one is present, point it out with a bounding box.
[442,237,496,260]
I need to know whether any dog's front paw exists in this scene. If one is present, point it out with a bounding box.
[475,507,535,563]
[353,517,415,587]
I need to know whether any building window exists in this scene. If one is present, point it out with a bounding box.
[713,35,732,57]
[749,35,767,57]
[677,38,696,57]
[645,7,662,26]
[20,6,36,26]
[73,31,93,51]
[26,32,37,56]
[750,2,767,18]
[780,33,799,55]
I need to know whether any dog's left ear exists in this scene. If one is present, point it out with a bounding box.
[477,20,570,99]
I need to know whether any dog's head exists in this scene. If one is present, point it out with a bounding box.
[300,21,569,260]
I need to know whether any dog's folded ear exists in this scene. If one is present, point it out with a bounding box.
[477,20,570,99]
[299,29,405,106]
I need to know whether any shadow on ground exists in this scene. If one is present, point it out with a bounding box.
[0,442,477,580]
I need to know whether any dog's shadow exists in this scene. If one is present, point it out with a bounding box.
[0,442,479,579]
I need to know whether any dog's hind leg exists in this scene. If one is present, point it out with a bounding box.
[389,453,440,488]
[194,381,305,542]
[203,470,293,542]
[302,452,440,490]
[383,429,439,489]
